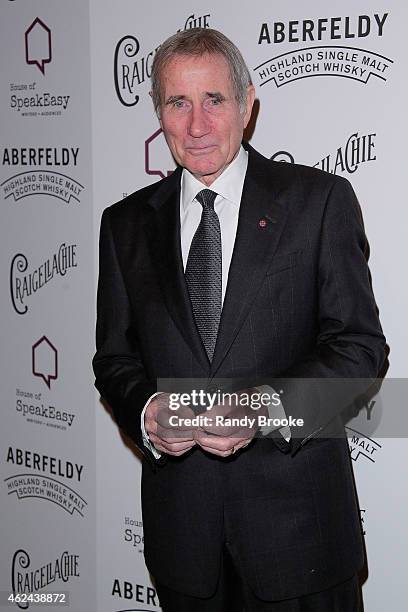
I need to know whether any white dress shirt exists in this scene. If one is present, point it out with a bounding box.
[180,145,248,303]
[141,147,289,458]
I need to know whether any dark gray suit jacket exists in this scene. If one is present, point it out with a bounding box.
[93,144,385,600]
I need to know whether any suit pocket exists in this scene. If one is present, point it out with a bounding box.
[266,249,302,276]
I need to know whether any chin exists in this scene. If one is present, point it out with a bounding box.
[185,158,221,178]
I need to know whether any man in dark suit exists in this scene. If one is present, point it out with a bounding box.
[93,28,385,611]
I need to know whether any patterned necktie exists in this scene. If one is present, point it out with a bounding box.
[185,189,222,362]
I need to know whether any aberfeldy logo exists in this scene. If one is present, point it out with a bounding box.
[2,147,84,204]
[112,578,159,610]
[347,428,382,464]
[4,447,87,517]
[255,12,393,87]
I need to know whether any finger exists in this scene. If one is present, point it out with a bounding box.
[199,424,254,438]
[147,415,195,436]
[156,424,195,442]
[198,438,253,457]
[195,434,249,452]
[153,442,195,457]
[200,447,233,457]
[201,426,253,438]
[149,433,196,450]
[156,411,196,432]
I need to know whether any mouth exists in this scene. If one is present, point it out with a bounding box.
[186,145,217,155]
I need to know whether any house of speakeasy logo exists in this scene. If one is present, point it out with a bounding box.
[13,336,76,433]
[114,12,211,107]
[11,549,79,609]
[145,128,176,179]
[10,242,78,315]
[1,147,84,204]
[9,18,71,118]
[25,17,51,74]
[270,131,377,175]
[32,335,58,389]
[123,515,144,555]
[4,446,87,517]
[254,12,394,88]
[14,363,75,431]
[112,577,159,611]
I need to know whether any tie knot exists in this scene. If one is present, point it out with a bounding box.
[196,189,217,211]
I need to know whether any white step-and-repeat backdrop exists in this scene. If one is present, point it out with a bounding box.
[1,1,407,610]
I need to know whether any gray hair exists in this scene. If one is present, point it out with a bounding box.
[151,28,252,116]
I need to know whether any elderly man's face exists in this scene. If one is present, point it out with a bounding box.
[159,53,255,186]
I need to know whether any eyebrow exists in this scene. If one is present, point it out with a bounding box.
[164,92,227,105]
[165,95,186,105]
[206,92,226,101]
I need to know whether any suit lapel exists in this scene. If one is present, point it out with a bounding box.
[210,147,290,376]
[145,168,210,373]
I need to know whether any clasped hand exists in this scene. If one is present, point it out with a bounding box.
[144,389,263,458]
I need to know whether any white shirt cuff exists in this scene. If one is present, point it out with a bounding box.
[141,392,163,459]
[255,385,291,442]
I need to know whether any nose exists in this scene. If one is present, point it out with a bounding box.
[188,104,210,138]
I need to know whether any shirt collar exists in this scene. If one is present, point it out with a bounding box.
[181,145,248,212]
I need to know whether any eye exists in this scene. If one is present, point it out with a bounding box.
[165,97,191,111]
[204,95,225,110]
[173,99,186,108]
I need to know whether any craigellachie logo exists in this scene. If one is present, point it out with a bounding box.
[2,147,84,204]
[270,131,377,175]
[4,446,86,517]
[114,12,211,106]
[11,549,79,609]
[145,128,175,179]
[25,17,52,75]
[32,336,57,389]
[255,13,394,88]
[270,151,295,163]
[10,243,78,315]
[112,578,159,610]
[313,132,376,173]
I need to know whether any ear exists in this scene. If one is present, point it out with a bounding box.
[243,85,255,129]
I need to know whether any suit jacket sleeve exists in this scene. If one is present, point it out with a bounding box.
[92,206,158,463]
[276,174,386,454]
